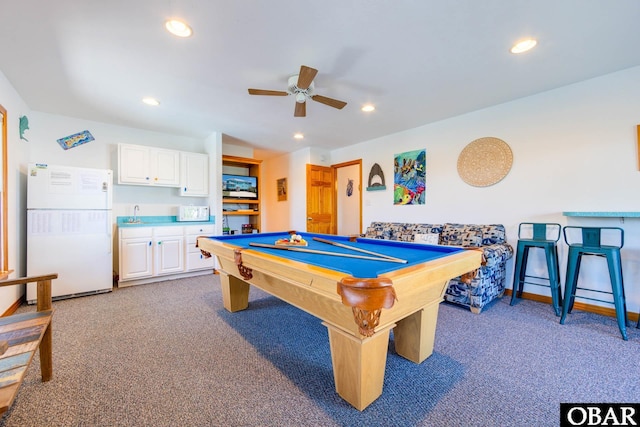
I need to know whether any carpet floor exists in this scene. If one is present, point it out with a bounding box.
[1,273,638,426]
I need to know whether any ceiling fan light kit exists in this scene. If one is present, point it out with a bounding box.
[248,65,347,117]
[295,92,308,104]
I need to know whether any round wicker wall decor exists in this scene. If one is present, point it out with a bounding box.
[457,137,513,187]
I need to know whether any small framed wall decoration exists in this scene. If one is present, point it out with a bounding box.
[19,116,29,141]
[57,130,94,150]
[277,178,287,201]
[366,163,386,191]
[393,149,426,205]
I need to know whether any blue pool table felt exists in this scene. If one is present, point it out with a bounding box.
[210,232,465,278]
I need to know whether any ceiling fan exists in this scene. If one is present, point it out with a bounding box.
[248,65,347,117]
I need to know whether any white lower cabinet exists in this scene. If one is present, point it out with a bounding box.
[153,227,184,276]
[118,224,214,287]
[119,228,154,281]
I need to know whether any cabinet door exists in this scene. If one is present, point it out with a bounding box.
[150,148,180,187]
[154,235,184,275]
[180,152,209,197]
[119,237,153,280]
[118,144,151,185]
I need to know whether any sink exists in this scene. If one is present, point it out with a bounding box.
[126,218,142,224]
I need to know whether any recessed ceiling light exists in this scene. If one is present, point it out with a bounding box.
[165,19,193,38]
[362,104,375,112]
[510,38,537,54]
[293,133,304,140]
[142,97,160,106]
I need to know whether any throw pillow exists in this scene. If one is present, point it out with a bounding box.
[413,233,440,245]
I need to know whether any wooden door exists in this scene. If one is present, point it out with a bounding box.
[306,164,335,234]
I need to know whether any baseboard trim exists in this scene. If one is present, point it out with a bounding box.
[504,289,639,323]
[1,295,24,317]
[118,269,215,288]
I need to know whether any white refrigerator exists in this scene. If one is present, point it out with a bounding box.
[26,163,113,303]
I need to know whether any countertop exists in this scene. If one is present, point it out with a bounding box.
[117,215,215,228]
[562,212,640,217]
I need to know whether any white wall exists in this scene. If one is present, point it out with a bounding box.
[329,66,640,313]
[3,65,640,316]
[27,111,211,219]
[262,148,310,232]
[24,111,222,283]
[0,71,32,313]
[0,87,228,312]
[259,66,640,314]
[262,153,292,232]
[336,163,361,235]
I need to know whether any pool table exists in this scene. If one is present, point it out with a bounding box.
[196,231,481,410]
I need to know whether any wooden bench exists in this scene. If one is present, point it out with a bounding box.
[0,273,57,415]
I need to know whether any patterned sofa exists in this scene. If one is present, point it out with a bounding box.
[364,222,514,313]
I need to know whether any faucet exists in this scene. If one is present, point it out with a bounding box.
[133,205,139,223]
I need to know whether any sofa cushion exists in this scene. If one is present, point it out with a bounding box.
[441,223,484,247]
[481,224,507,245]
[364,222,442,241]
[364,222,394,239]
[459,230,483,247]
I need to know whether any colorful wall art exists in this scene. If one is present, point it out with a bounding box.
[57,130,94,150]
[393,149,426,205]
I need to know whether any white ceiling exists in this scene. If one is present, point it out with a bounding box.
[1,1,639,158]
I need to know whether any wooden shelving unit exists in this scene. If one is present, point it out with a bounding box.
[222,155,262,233]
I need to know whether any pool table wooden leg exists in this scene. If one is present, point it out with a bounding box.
[324,322,394,411]
[393,300,440,363]
[219,270,250,312]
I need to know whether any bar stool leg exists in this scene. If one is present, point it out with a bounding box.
[606,251,628,341]
[560,248,581,325]
[545,245,562,316]
[510,244,529,305]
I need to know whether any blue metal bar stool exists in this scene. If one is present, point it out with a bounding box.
[510,223,562,315]
[560,226,629,340]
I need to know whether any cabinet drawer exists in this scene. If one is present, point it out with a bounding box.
[184,224,215,235]
[186,251,215,270]
[120,227,153,239]
[186,237,203,252]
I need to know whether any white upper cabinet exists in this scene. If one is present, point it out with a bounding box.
[118,143,180,187]
[151,148,180,187]
[118,144,151,185]
[180,152,209,197]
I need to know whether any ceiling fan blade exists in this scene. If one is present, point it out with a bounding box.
[248,89,288,96]
[311,95,347,110]
[294,101,306,117]
[297,66,318,90]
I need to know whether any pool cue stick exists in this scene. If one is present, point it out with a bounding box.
[312,237,406,262]
[248,243,407,264]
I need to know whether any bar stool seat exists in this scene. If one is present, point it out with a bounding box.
[510,223,562,315]
[559,226,629,340]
